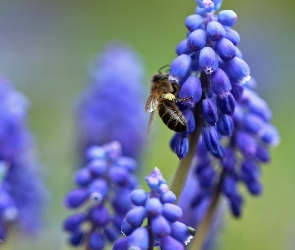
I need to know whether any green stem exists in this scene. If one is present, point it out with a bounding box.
[170,99,203,201]
[188,175,223,250]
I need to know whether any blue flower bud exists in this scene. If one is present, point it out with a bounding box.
[235,131,257,157]
[126,206,146,228]
[170,133,189,160]
[217,114,234,136]
[187,29,207,51]
[216,38,236,61]
[260,124,280,146]
[199,47,218,74]
[211,144,226,158]
[112,189,133,214]
[170,221,193,245]
[89,231,104,250]
[207,21,225,41]
[229,194,243,217]
[103,141,122,160]
[121,219,135,236]
[246,180,262,196]
[157,183,170,195]
[213,0,223,10]
[116,156,137,172]
[216,93,236,115]
[245,77,257,89]
[235,46,243,58]
[223,176,238,197]
[241,160,260,183]
[104,227,119,242]
[90,205,110,227]
[182,109,196,133]
[195,6,206,17]
[162,203,183,222]
[218,10,238,26]
[69,229,85,246]
[130,189,148,206]
[151,215,171,238]
[241,88,272,122]
[179,76,202,107]
[88,179,108,202]
[169,54,192,82]
[145,167,166,190]
[109,167,130,186]
[87,159,107,177]
[202,98,218,126]
[224,27,240,45]
[201,0,214,12]
[112,237,129,250]
[231,82,244,100]
[176,39,194,56]
[64,213,87,232]
[244,113,265,135]
[160,191,177,204]
[185,14,204,32]
[64,189,89,209]
[224,57,250,84]
[195,160,211,176]
[75,168,92,187]
[145,198,163,217]
[255,145,270,163]
[211,68,232,98]
[221,147,236,173]
[198,166,216,188]
[161,236,185,250]
[202,126,220,154]
[129,228,149,250]
[85,146,106,161]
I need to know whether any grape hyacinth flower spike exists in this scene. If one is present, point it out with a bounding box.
[165,0,279,248]
[77,44,147,160]
[63,141,138,249]
[0,76,46,242]
[113,167,195,250]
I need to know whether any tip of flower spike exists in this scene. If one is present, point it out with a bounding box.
[145,167,166,190]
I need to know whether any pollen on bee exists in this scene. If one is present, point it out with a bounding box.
[161,93,176,101]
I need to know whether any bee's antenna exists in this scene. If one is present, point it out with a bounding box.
[158,64,170,74]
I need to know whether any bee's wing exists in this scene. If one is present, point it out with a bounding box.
[145,95,158,112]
[147,111,155,139]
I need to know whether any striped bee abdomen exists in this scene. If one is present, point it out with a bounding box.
[158,100,187,132]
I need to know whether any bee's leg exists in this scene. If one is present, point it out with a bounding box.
[171,81,180,96]
[175,96,193,103]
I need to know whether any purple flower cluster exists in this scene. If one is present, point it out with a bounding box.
[113,168,195,250]
[63,141,138,249]
[168,0,279,217]
[0,76,46,241]
[76,44,147,160]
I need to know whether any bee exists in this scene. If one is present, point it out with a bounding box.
[145,71,192,135]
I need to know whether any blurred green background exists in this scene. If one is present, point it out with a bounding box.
[0,0,294,249]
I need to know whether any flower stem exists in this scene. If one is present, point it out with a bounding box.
[147,217,154,250]
[188,175,223,250]
[171,99,204,201]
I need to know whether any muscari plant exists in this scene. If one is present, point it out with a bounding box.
[63,0,279,249]
[0,76,46,242]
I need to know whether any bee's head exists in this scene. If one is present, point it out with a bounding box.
[152,73,168,83]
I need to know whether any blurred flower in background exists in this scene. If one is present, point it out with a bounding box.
[63,141,138,249]
[0,76,46,241]
[76,44,147,161]
[63,44,148,249]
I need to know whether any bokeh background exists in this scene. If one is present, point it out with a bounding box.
[0,0,294,249]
